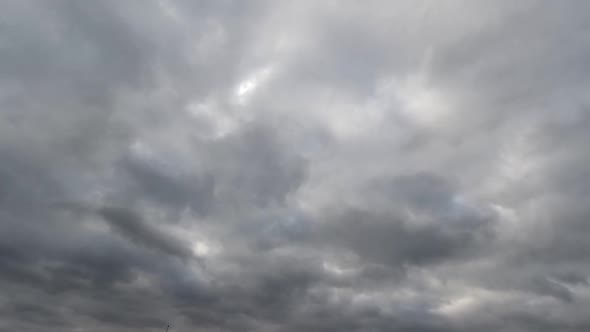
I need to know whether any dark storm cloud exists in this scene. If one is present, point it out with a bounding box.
[2,0,590,331]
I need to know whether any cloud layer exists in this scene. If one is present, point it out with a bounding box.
[2,1,590,331]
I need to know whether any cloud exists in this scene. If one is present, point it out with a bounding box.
[2,0,590,331]
[96,206,195,259]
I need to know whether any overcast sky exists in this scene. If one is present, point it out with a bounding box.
[2,1,590,331]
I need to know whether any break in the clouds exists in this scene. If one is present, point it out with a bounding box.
[2,0,590,331]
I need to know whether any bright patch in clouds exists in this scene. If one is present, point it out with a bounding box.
[393,74,452,127]
[234,65,275,104]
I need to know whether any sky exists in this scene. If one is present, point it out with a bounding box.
[1,1,590,331]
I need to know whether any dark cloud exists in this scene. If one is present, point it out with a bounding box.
[2,0,590,331]
[320,208,488,267]
[96,206,195,259]
[121,156,216,215]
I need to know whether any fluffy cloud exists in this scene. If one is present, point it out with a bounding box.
[2,1,590,331]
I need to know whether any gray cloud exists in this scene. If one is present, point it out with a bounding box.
[2,0,590,331]
[96,206,195,259]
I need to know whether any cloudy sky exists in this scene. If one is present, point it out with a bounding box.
[2,1,590,331]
